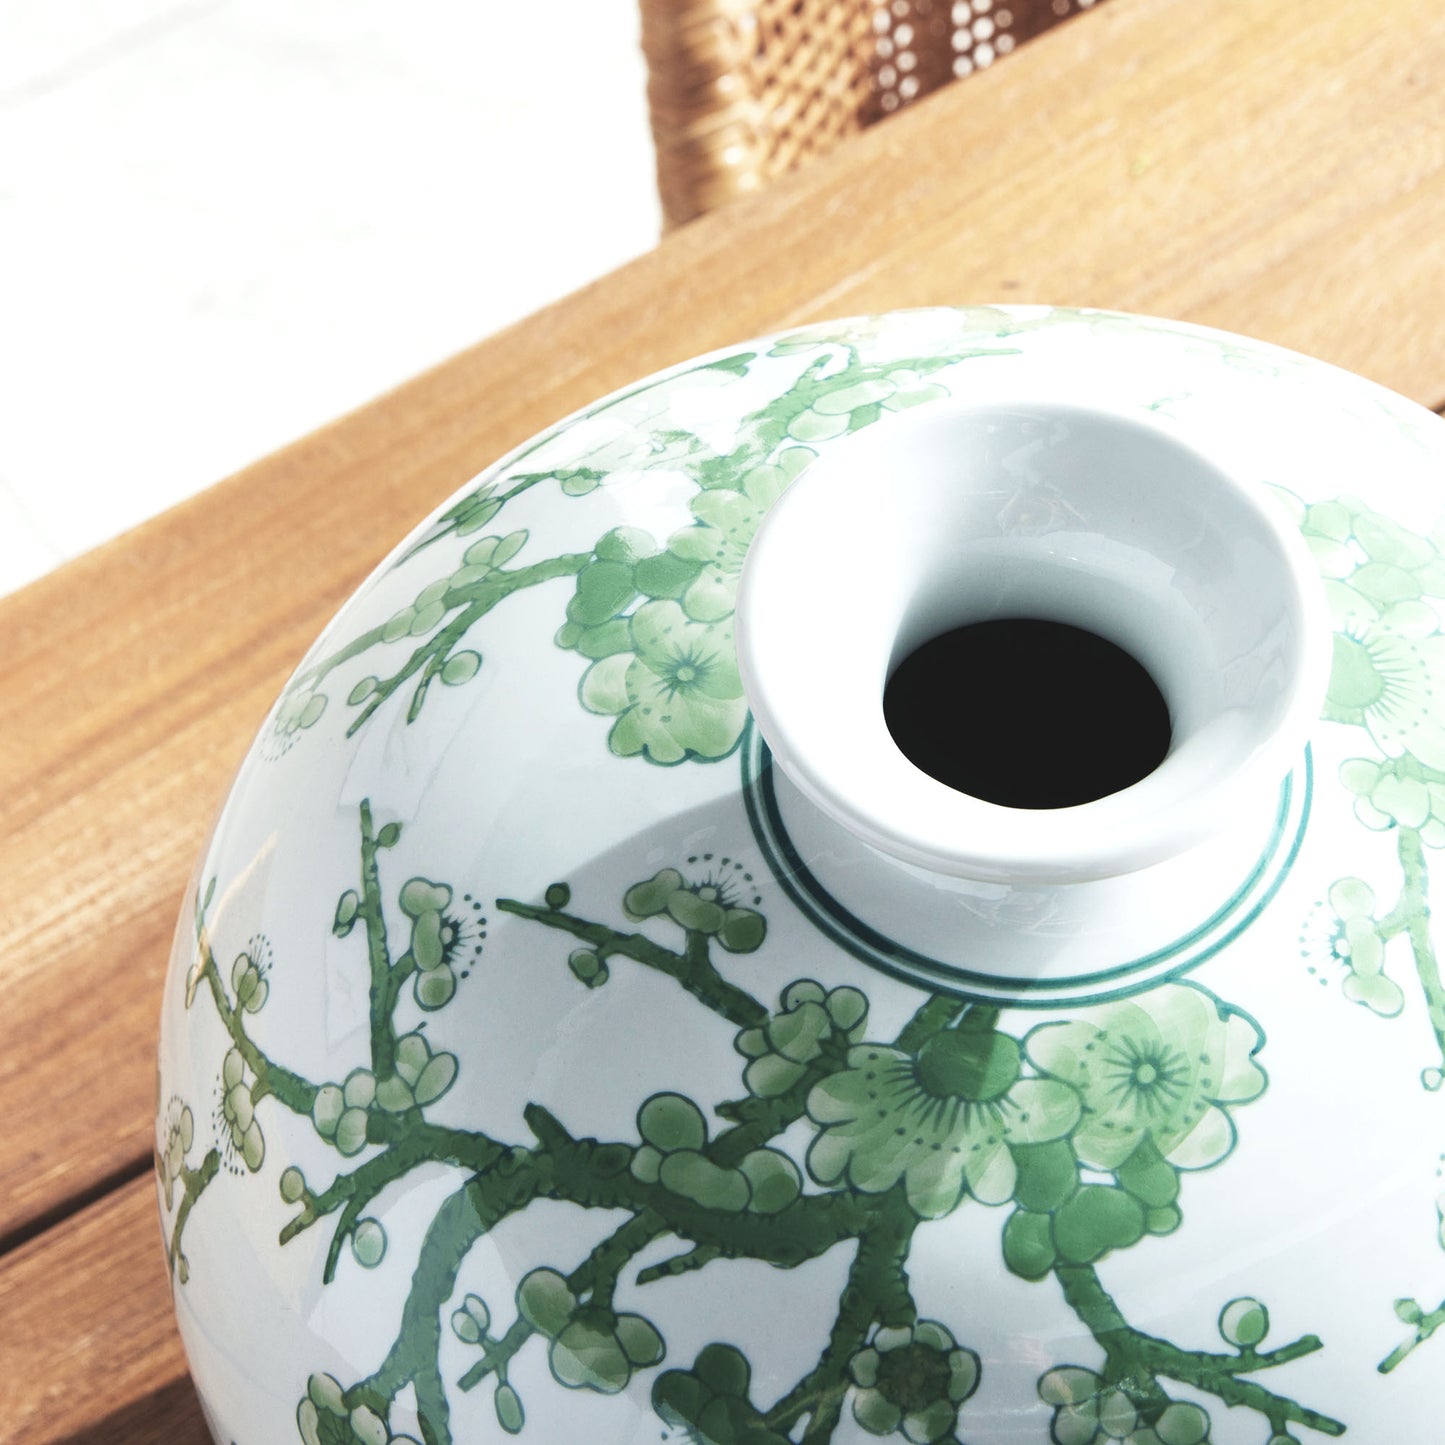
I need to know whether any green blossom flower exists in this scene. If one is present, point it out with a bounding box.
[629,1093,797,1213]
[373,1032,459,1113]
[1324,586,1445,771]
[312,1067,376,1156]
[653,1343,791,1445]
[787,368,950,442]
[220,1047,264,1172]
[156,1099,195,1210]
[581,601,745,763]
[296,1373,420,1445]
[849,1320,980,1443]
[450,1293,491,1345]
[1038,1366,1211,1445]
[515,1267,664,1395]
[735,979,868,1096]
[267,686,328,756]
[435,481,500,538]
[806,1015,1081,1218]
[665,449,812,621]
[1318,877,1403,1016]
[1292,492,1445,591]
[230,949,268,1013]
[624,866,765,951]
[399,877,461,1010]
[1340,756,1445,845]
[1024,984,1265,1172]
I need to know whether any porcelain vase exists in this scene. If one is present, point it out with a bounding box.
[157,307,1445,1445]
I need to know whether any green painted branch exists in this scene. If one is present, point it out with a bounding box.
[638,1243,721,1285]
[1397,828,1445,1076]
[894,994,967,1053]
[457,1317,533,1393]
[1055,1266,1344,1436]
[1379,1298,1445,1374]
[167,1148,220,1281]
[282,1121,512,1250]
[496,897,767,1027]
[359,1160,543,1415]
[766,1189,918,1440]
[458,1209,667,1392]
[400,471,551,564]
[710,1048,849,1167]
[576,1209,668,1310]
[342,552,591,734]
[196,953,318,1115]
[356,800,398,1076]
[523,1104,873,1267]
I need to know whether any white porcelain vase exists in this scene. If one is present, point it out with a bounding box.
[158,307,1445,1445]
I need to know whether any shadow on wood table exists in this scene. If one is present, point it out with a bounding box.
[57,1377,210,1445]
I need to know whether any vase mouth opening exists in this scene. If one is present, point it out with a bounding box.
[736,397,1330,884]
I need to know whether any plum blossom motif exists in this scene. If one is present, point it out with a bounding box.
[652,1343,791,1445]
[1314,877,1404,1017]
[735,979,868,1097]
[849,1320,980,1443]
[806,1013,1081,1217]
[1024,984,1264,1172]
[297,1373,420,1445]
[666,448,813,622]
[786,368,951,442]
[1323,585,1445,772]
[580,602,746,763]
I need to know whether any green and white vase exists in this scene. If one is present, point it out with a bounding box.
[158,307,1445,1445]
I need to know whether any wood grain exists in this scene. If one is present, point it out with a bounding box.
[3,0,1445,1270]
[0,1177,203,1443]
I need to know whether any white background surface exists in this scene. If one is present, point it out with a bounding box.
[0,0,661,598]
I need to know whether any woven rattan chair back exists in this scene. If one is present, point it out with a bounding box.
[642,0,1103,227]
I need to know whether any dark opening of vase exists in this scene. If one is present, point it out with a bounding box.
[883,618,1172,810]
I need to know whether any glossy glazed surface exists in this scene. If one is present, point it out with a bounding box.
[158,308,1445,1445]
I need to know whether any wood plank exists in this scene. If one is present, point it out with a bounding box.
[0,1175,204,1443]
[4,0,1445,1248]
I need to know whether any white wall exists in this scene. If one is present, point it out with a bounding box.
[0,0,661,596]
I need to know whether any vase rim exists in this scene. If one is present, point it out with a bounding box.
[736,393,1332,884]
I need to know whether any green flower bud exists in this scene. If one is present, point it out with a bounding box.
[336,1107,370,1156]
[494,1383,524,1434]
[343,1069,376,1110]
[312,1084,344,1138]
[414,1052,458,1105]
[623,869,683,918]
[414,964,457,1011]
[615,1313,665,1366]
[441,651,481,686]
[551,1318,631,1393]
[638,1093,707,1152]
[1219,1296,1270,1348]
[351,1218,387,1268]
[333,891,360,936]
[516,1268,576,1339]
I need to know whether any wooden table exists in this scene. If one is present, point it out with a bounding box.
[3,0,1444,1437]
